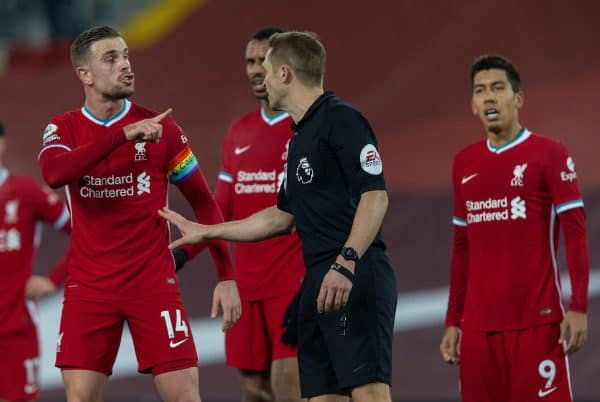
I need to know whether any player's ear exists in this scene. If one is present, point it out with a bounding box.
[281,64,293,84]
[515,90,524,109]
[76,66,92,86]
[471,98,478,116]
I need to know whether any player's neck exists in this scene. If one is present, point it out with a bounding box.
[287,86,324,124]
[84,94,126,121]
[260,100,280,118]
[487,122,523,148]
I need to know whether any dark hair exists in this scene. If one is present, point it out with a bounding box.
[251,26,285,41]
[71,26,121,68]
[471,55,521,92]
[0,120,4,137]
[268,31,325,87]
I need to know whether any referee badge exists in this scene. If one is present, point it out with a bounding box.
[296,157,314,184]
[360,144,383,175]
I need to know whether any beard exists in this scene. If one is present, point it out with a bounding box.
[487,123,502,135]
[103,84,135,101]
[254,92,268,101]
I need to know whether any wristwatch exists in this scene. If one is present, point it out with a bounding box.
[341,246,359,262]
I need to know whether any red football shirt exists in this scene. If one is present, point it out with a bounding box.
[0,169,69,333]
[448,129,587,331]
[215,108,304,300]
[38,100,230,300]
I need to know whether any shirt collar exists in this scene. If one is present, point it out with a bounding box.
[81,99,132,127]
[260,108,289,126]
[486,128,532,154]
[291,91,335,131]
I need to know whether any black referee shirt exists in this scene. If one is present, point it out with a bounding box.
[277,91,387,268]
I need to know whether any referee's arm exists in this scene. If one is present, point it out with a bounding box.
[340,190,388,259]
[317,190,388,314]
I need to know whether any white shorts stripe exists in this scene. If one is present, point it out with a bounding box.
[52,205,70,230]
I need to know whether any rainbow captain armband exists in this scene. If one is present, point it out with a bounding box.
[167,147,199,183]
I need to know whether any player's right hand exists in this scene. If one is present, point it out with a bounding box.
[123,108,172,143]
[211,280,242,332]
[159,207,210,248]
[26,275,57,300]
[440,326,461,365]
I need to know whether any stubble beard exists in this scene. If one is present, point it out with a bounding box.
[487,124,502,135]
[104,84,134,101]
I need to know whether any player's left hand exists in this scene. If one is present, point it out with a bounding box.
[317,257,354,314]
[212,280,242,332]
[26,275,57,300]
[559,310,587,355]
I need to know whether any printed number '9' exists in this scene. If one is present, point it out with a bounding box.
[538,359,556,389]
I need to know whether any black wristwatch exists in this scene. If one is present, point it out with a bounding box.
[341,246,359,262]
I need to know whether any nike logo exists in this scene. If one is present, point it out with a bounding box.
[169,338,189,348]
[538,387,557,398]
[351,362,369,373]
[234,145,252,155]
[461,173,478,184]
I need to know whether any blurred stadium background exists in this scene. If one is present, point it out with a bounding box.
[1,0,598,401]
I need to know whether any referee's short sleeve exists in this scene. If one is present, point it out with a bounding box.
[328,106,386,194]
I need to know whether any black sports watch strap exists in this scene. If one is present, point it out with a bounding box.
[341,246,359,262]
[330,262,355,282]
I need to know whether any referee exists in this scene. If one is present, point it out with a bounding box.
[160,31,397,402]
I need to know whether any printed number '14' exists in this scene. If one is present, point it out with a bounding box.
[160,309,189,339]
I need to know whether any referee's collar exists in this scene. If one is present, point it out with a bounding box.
[291,91,335,131]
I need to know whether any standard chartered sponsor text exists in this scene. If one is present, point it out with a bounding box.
[466,197,508,211]
[237,170,276,182]
[235,170,278,194]
[466,196,511,224]
[80,173,138,198]
[84,173,133,186]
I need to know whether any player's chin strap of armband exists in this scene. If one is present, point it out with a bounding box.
[173,248,189,272]
[281,280,305,347]
[329,262,355,282]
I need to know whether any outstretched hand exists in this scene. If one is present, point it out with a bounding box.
[211,280,242,332]
[123,108,172,142]
[158,207,210,249]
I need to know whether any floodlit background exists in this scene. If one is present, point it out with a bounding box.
[1,0,599,401]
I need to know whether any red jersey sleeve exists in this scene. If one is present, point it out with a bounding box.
[214,124,235,221]
[47,254,69,286]
[544,142,589,312]
[545,142,584,213]
[451,154,467,228]
[446,155,469,327]
[38,115,127,188]
[30,180,70,230]
[28,179,70,284]
[165,119,234,280]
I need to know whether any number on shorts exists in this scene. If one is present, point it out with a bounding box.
[23,357,39,394]
[160,309,189,339]
[538,359,556,389]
